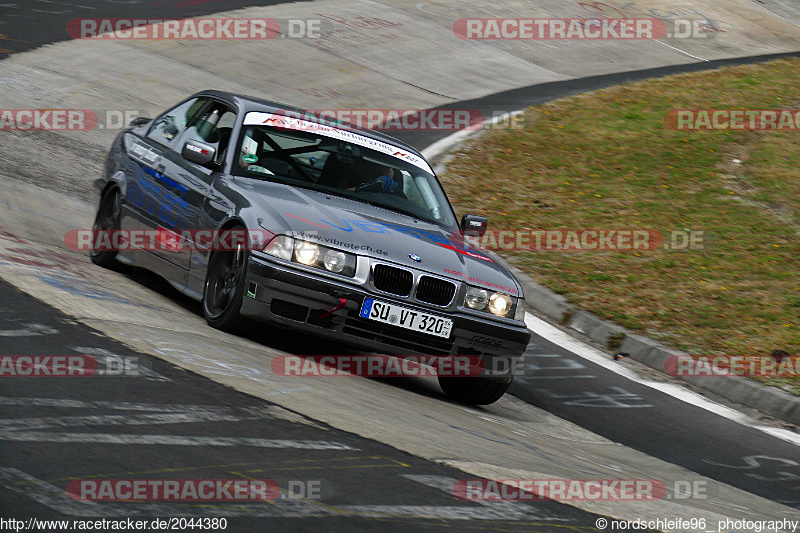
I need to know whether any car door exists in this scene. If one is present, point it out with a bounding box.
[164,100,239,273]
[122,97,208,273]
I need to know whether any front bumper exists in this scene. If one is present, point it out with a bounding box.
[241,255,531,382]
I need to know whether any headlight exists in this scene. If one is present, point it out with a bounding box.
[323,249,347,273]
[465,287,489,310]
[265,235,294,260]
[294,241,320,265]
[463,286,515,318]
[264,235,356,277]
[488,292,512,316]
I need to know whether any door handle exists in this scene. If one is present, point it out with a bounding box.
[157,164,166,174]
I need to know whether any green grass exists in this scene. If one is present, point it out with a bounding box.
[440,58,800,394]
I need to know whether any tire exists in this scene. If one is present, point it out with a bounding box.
[438,376,512,405]
[202,228,248,331]
[90,187,122,268]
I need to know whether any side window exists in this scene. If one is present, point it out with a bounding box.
[178,102,237,165]
[146,97,206,148]
[235,127,326,178]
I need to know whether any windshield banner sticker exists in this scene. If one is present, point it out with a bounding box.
[244,112,433,174]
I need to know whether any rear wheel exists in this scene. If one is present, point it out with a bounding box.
[90,187,122,268]
[438,376,511,405]
[203,229,247,331]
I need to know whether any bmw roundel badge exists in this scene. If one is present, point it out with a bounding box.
[409,254,422,262]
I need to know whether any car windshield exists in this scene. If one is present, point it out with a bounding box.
[233,112,458,229]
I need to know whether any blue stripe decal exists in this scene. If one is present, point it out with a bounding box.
[140,164,189,194]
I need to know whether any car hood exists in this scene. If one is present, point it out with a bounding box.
[239,179,522,297]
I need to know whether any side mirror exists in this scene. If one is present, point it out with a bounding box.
[461,214,488,238]
[128,117,151,127]
[182,139,217,166]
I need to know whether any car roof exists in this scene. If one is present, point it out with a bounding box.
[193,89,425,159]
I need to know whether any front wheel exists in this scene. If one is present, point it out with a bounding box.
[203,231,248,331]
[90,187,122,268]
[438,376,512,405]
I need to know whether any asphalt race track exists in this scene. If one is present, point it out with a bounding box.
[1,1,799,532]
[0,277,619,531]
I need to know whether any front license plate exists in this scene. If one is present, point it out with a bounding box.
[360,298,453,339]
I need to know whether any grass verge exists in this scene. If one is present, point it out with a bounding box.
[440,58,800,394]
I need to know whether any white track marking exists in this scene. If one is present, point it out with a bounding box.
[336,504,557,520]
[0,396,356,450]
[0,412,249,431]
[0,468,575,521]
[401,474,569,520]
[0,323,58,336]
[744,0,800,27]
[68,346,171,381]
[0,468,334,517]
[0,395,250,412]
[524,312,800,447]
[0,468,105,517]
[0,432,356,449]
